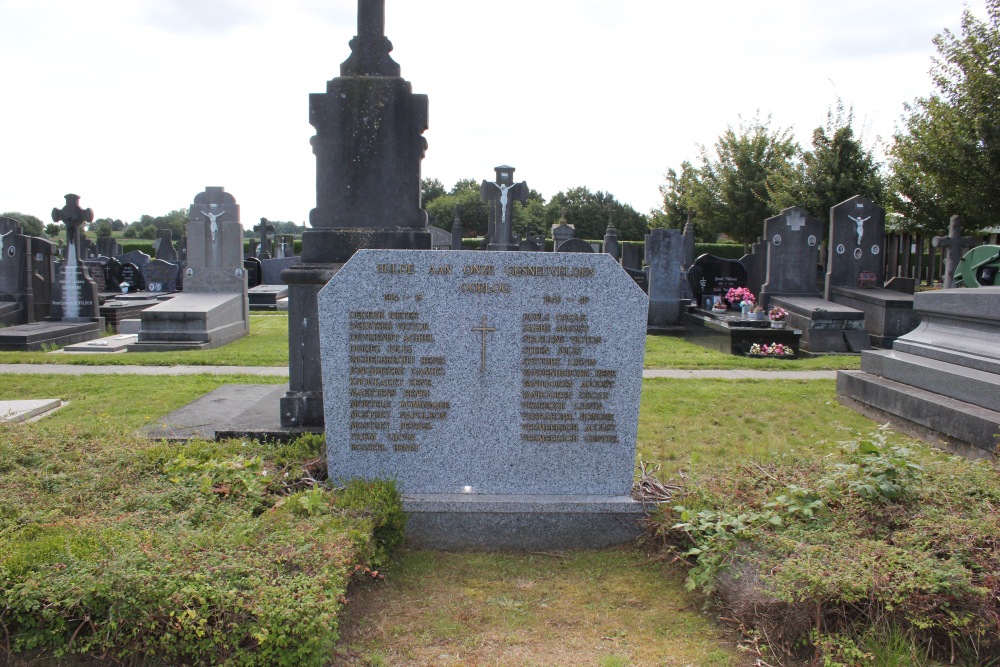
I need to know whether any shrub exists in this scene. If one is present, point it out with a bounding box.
[650,428,1000,664]
[0,431,404,666]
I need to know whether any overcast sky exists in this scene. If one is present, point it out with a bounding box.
[0,0,981,226]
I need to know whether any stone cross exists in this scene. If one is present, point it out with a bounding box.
[482,165,528,251]
[255,218,275,259]
[472,315,496,371]
[933,215,977,289]
[51,194,93,262]
[341,0,400,77]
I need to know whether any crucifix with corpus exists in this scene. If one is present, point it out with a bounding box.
[482,165,528,251]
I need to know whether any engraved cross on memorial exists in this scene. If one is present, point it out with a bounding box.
[482,165,528,251]
[932,215,976,289]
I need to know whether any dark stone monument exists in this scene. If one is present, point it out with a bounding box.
[932,215,976,289]
[244,257,263,288]
[556,238,595,253]
[0,196,104,351]
[621,242,643,270]
[687,254,748,306]
[96,236,122,258]
[118,262,143,292]
[826,196,917,347]
[0,217,32,325]
[681,221,696,268]
[155,229,178,261]
[645,228,684,329]
[519,239,542,252]
[759,207,823,307]
[281,0,432,430]
[144,258,181,292]
[482,165,527,251]
[115,250,152,281]
[254,218,275,259]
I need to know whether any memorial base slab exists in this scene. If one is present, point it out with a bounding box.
[403,494,646,550]
[0,319,105,351]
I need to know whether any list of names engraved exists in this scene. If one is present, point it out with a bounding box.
[319,250,647,495]
[347,308,449,453]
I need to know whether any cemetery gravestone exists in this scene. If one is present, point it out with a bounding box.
[687,254,748,307]
[826,196,917,347]
[118,262,142,292]
[0,196,104,350]
[318,249,647,548]
[143,258,181,293]
[155,230,178,261]
[244,257,263,288]
[482,165,527,251]
[604,218,620,261]
[824,195,886,299]
[556,238,594,253]
[759,207,822,306]
[129,187,249,351]
[0,218,31,325]
[645,228,684,329]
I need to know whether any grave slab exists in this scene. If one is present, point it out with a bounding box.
[62,334,137,353]
[0,320,105,351]
[0,399,61,423]
[143,384,290,441]
[771,296,867,355]
[829,286,917,348]
[318,249,648,548]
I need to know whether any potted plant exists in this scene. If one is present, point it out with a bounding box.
[725,287,756,318]
[749,304,768,321]
[768,306,788,328]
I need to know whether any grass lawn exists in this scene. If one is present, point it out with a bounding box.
[0,314,863,372]
[644,335,861,370]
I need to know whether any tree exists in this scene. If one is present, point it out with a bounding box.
[0,211,44,236]
[421,178,446,205]
[44,223,61,237]
[648,161,718,241]
[92,220,113,237]
[691,115,799,245]
[424,179,490,236]
[545,187,648,241]
[889,0,1000,234]
[771,101,887,223]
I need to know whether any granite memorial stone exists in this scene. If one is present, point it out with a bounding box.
[759,207,823,307]
[645,228,684,328]
[318,249,647,548]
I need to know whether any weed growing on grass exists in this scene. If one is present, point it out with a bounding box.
[650,427,1000,666]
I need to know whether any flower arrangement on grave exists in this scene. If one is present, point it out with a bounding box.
[725,286,755,307]
[711,300,728,312]
[768,306,787,321]
[749,342,795,357]
[750,304,765,313]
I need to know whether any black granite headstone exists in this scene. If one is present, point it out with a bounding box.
[688,254,748,304]
[119,262,143,291]
[556,238,595,253]
[244,257,263,288]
